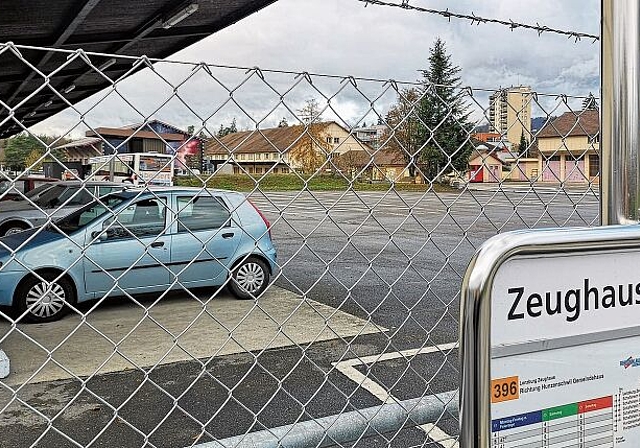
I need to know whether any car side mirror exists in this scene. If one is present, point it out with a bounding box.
[91,223,110,241]
[91,230,108,241]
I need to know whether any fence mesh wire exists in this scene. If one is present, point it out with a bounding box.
[0,42,599,448]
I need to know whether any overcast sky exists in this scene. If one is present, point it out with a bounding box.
[33,0,601,138]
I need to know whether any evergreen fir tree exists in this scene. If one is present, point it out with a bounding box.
[416,38,473,180]
[217,118,238,137]
[228,118,237,134]
[582,92,598,111]
[518,132,529,156]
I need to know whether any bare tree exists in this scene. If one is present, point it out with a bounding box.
[335,150,367,181]
[380,88,422,181]
[290,99,330,174]
[298,98,322,124]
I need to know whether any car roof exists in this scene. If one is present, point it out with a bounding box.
[112,186,236,199]
[1,176,58,181]
[52,180,125,187]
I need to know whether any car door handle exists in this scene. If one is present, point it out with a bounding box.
[222,232,235,239]
[150,241,165,248]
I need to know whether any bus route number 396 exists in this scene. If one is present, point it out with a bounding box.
[491,376,519,403]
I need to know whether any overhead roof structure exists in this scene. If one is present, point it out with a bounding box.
[0,0,278,138]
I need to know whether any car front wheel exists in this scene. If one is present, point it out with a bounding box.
[16,273,75,323]
[228,257,270,300]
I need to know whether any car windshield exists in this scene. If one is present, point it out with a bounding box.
[54,195,129,234]
[22,183,55,200]
[32,185,69,207]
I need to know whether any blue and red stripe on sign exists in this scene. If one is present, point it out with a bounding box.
[492,411,542,432]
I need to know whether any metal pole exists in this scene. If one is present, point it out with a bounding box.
[109,155,115,182]
[192,392,458,448]
[601,0,640,225]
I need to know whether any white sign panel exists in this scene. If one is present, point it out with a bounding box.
[492,251,640,348]
[489,249,640,447]
[491,337,637,447]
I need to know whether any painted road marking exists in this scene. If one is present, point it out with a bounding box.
[333,342,459,448]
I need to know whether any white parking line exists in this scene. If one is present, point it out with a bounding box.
[333,342,459,448]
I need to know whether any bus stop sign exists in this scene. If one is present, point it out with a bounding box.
[460,225,640,448]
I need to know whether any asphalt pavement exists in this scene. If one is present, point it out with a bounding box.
[0,186,599,448]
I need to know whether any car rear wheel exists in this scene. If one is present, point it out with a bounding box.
[2,222,29,236]
[16,273,75,323]
[229,257,270,300]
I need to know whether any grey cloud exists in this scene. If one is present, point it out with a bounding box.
[32,0,601,137]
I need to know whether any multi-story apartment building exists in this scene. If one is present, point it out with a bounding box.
[488,86,532,145]
[354,124,387,149]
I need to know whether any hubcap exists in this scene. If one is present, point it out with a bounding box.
[5,227,25,236]
[25,281,66,319]
[235,262,265,294]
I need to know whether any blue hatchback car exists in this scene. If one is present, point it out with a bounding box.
[0,188,277,323]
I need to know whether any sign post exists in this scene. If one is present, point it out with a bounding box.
[460,225,640,447]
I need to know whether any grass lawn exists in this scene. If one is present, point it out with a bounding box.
[174,174,456,193]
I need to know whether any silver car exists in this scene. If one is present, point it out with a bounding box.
[0,181,125,236]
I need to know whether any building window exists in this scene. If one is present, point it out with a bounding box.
[589,155,600,177]
[326,137,332,143]
[248,167,254,174]
[333,137,340,144]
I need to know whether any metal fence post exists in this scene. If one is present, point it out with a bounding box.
[601,0,640,225]
[193,392,458,448]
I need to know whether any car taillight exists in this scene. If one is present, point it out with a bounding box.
[249,200,271,239]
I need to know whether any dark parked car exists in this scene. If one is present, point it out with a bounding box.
[0,176,58,201]
[0,181,126,236]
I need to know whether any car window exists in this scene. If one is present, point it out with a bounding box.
[98,186,121,197]
[105,197,167,239]
[0,181,11,195]
[177,196,231,232]
[0,180,25,195]
[55,195,128,234]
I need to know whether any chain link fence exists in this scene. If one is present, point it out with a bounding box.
[0,42,599,447]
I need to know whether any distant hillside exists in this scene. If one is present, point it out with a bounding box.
[473,117,554,137]
[473,123,490,133]
[531,116,550,133]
